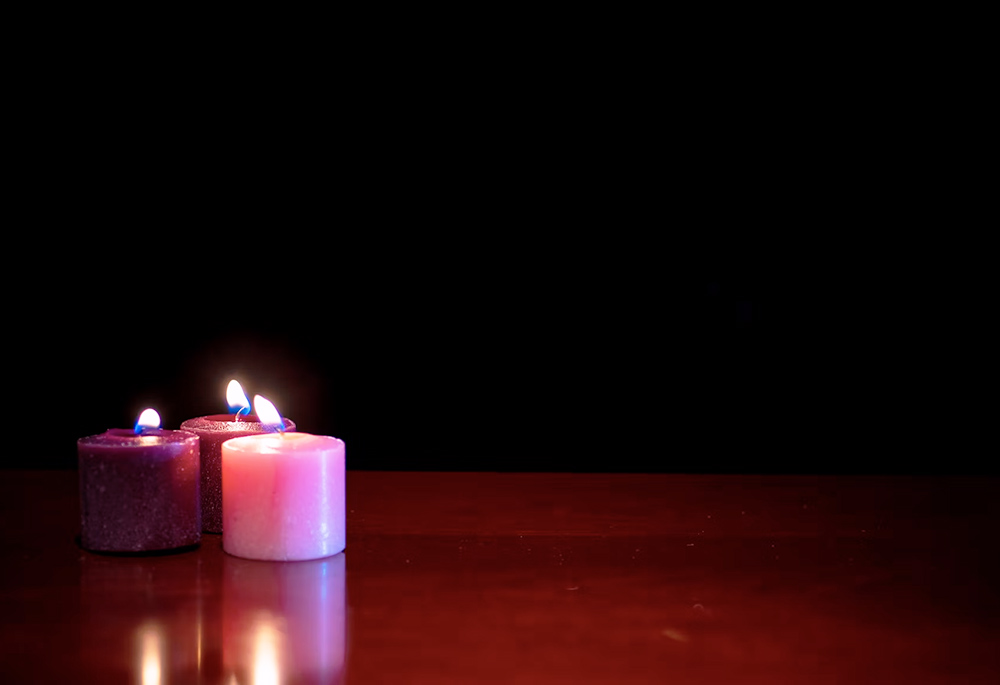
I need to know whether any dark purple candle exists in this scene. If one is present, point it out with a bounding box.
[78,423,201,553]
[179,414,296,533]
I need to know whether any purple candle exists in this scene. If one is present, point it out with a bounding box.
[180,381,295,533]
[78,409,201,553]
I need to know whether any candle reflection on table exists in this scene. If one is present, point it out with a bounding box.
[223,553,346,684]
[136,621,164,685]
[80,551,208,683]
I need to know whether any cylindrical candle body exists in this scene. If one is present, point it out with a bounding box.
[222,433,345,561]
[223,553,346,683]
[179,415,297,533]
[78,429,201,553]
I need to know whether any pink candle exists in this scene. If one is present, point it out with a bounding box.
[222,396,345,561]
[181,381,296,533]
[78,409,201,553]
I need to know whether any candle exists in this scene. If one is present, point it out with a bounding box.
[78,409,201,553]
[180,381,296,533]
[222,395,345,561]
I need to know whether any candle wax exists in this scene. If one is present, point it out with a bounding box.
[78,428,201,553]
[179,414,297,533]
[222,432,345,561]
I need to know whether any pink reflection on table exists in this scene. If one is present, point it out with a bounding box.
[80,551,206,683]
[135,621,165,685]
[223,553,346,684]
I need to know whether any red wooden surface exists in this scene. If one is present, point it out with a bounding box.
[1,470,999,683]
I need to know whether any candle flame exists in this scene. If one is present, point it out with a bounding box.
[227,380,251,416]
[253,395,285,432]
[134,408,161,434]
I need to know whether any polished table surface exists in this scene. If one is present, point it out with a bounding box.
[1,470,999,684]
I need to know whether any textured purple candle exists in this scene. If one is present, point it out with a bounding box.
[179,414,296,533]
[78,428,201,553]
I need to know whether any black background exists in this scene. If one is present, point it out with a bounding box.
[11,40,940,476]
[9,102,977,476]
[8,228,752,473]
[0,28,766,473]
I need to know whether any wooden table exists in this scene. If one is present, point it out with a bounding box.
[1,471,998,683]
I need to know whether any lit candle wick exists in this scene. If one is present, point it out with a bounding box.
[252,395,285,436]
[134,408,161,435]
[227,382,251,424]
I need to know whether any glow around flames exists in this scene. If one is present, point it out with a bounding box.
[134,408,161,434]
[227,380,251,415]
[253,395,286,432]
